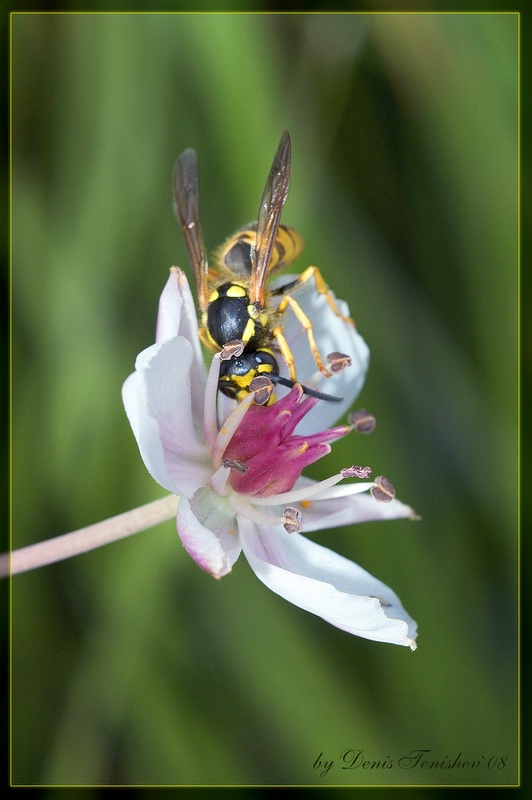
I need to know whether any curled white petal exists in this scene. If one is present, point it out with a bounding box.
[122,337,211,497]
[302,496,415,532]
[155,268,207,420]
[301,494,415,532]
[122,366,178,494]
[290,477,415,532]
[156,268,202,350]
[255,475,414,530]
[239,517,417,649]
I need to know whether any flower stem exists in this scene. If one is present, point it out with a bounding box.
[1,494,179,578]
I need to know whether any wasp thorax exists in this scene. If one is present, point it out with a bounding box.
[207,282,269,351]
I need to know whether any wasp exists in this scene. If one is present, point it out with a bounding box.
[172,131,352,404]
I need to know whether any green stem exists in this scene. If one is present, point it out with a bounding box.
[1,494,179,578]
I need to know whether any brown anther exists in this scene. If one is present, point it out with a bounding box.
[348,409,377,434]
[370,475,396,503]
[220,339,245,361]
[283,506,303,534]
[221,458,248,475]
[341,465,372,479]
[249,375,274,406]
[327,352,352,373]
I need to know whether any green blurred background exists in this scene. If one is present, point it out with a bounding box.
[11,6,518,790]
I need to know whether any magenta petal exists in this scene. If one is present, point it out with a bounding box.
[222,385,350,498]
[224,386,314,461]
[279,391,319,434]
[223,408,291,461]
[229,442,331,497]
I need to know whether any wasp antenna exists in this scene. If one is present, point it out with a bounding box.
[269,374,343,403]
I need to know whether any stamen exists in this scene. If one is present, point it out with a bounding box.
[249,375,275,405]
[327,352,352,373]
[348,409,377,434]
[210,465,230,496]
[298,370,321,389]
[258,468,376,506]
[221,458,248,474]
[220,339,245,360]
[301,482,374,501]
[210,391,256,469]
[283,506,303,534]
[229,492,287,528]
[370,475,396,503]
[341,465,372,479]
[204,353,222,448]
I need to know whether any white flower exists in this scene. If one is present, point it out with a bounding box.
[122,268,418,649]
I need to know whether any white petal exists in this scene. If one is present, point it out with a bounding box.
[155,268,207,411]
[256,476,415,531]
[297,482,415,532]
[122,336,211,497]
[156,268,201,348]
[271,272,370,434]
[122,367,178,493]
[177,492,241,578]
[239,518,417,648]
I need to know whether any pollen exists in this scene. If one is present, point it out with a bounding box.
[300,500,311,508]
[370,475,396,502]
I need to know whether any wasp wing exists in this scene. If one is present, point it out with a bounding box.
[248,131,292,307]
[173,148,210,313]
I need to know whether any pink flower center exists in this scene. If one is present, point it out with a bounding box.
[222,385,350,498]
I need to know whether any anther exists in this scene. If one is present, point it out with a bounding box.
[283,506,303,534]
[370,475,396,502]
[341,465,372,479]
[220,339,245,360]
[348,409,377,434]
[327,352,352,373]
[249,375,274,406]
[221,458,249,475]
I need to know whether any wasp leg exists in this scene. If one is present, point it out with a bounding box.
[275,294,332,377]
[272,325,298,381]
[273,265,354,326]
